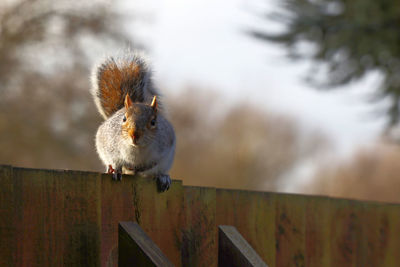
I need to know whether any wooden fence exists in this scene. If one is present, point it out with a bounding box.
[0,165,400,266]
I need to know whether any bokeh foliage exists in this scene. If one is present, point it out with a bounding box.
[251,0,400,125]
[0,0,127,170]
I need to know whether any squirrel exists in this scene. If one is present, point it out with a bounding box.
[91,51,176,192]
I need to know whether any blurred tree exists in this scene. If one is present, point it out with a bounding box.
[250,0,400,126]
[0,0,129,170]
[168,89,329,191]
[306,143,400,203]
[0,0,329,192]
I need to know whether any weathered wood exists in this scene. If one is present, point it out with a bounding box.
[181,186,217,267]
[381,204,400,267]
[118,221,174,267]
[134,176,184,266]
[329,199,362,267]
[218,225,268,267]
[101,174,183,267]
[1,166,400,266]
[0,165,14,266]
[216,189,275,266]
[11,167,102,267]
[275,194,306,267]
[358,202,388,267]
[305,196,332,267]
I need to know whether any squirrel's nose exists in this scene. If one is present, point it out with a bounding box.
[130,130,141,144]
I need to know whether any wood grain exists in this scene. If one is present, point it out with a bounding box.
[1,166,400,266]
[118,221,173,267]
[218,225,268,267]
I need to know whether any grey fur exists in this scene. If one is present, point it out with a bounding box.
[91,51,175,192]
[91,51,160,119]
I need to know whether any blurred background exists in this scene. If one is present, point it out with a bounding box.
[1,0,400,203]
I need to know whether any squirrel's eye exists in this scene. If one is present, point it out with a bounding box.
[123,115,127,122]
[150,118,156,126]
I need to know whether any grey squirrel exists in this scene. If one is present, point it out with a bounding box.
[91,52,175,192]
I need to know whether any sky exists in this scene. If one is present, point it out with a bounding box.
[120,0,386,167]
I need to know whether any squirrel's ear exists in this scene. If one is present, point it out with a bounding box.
[150,96,158,111]
[124,94,133,109]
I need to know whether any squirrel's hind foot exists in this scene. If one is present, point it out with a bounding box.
[156,174,171,192]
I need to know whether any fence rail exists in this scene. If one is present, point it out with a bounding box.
[1,165,400,266]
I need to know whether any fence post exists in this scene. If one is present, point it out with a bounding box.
[218,225,268,267]
[118,221,174,267]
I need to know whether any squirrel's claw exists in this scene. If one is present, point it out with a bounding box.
[112,172,122,181]
[156,174,171,192]
[107,165,115,174]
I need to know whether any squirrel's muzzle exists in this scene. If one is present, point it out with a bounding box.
[129,128,142,145]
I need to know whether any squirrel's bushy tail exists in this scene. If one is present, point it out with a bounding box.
[91,52,159,119]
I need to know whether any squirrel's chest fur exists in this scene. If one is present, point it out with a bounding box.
[95,109,175,175]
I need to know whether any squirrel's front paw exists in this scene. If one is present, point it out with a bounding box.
[156,174,171,192]
[108,165,122,181]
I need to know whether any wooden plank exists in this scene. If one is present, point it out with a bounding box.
[329,199,362,267]
[13,167,63,266]
[3,166,400,267]
[218,225,268,267]
[305,196,332,267]
[118,221,174,267]
[381,204,400,266]
[356,202,388,267]
[181,186,217,267]
[12,167,101,267]
[100,173,137,267]
[101,174,184,267]
[0,165,15,266]
[137,177,184,266]
[216,189,275,267]
[275,193,306,267]
[62,170,102,267]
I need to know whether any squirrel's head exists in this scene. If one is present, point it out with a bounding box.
[121,94,158,147]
